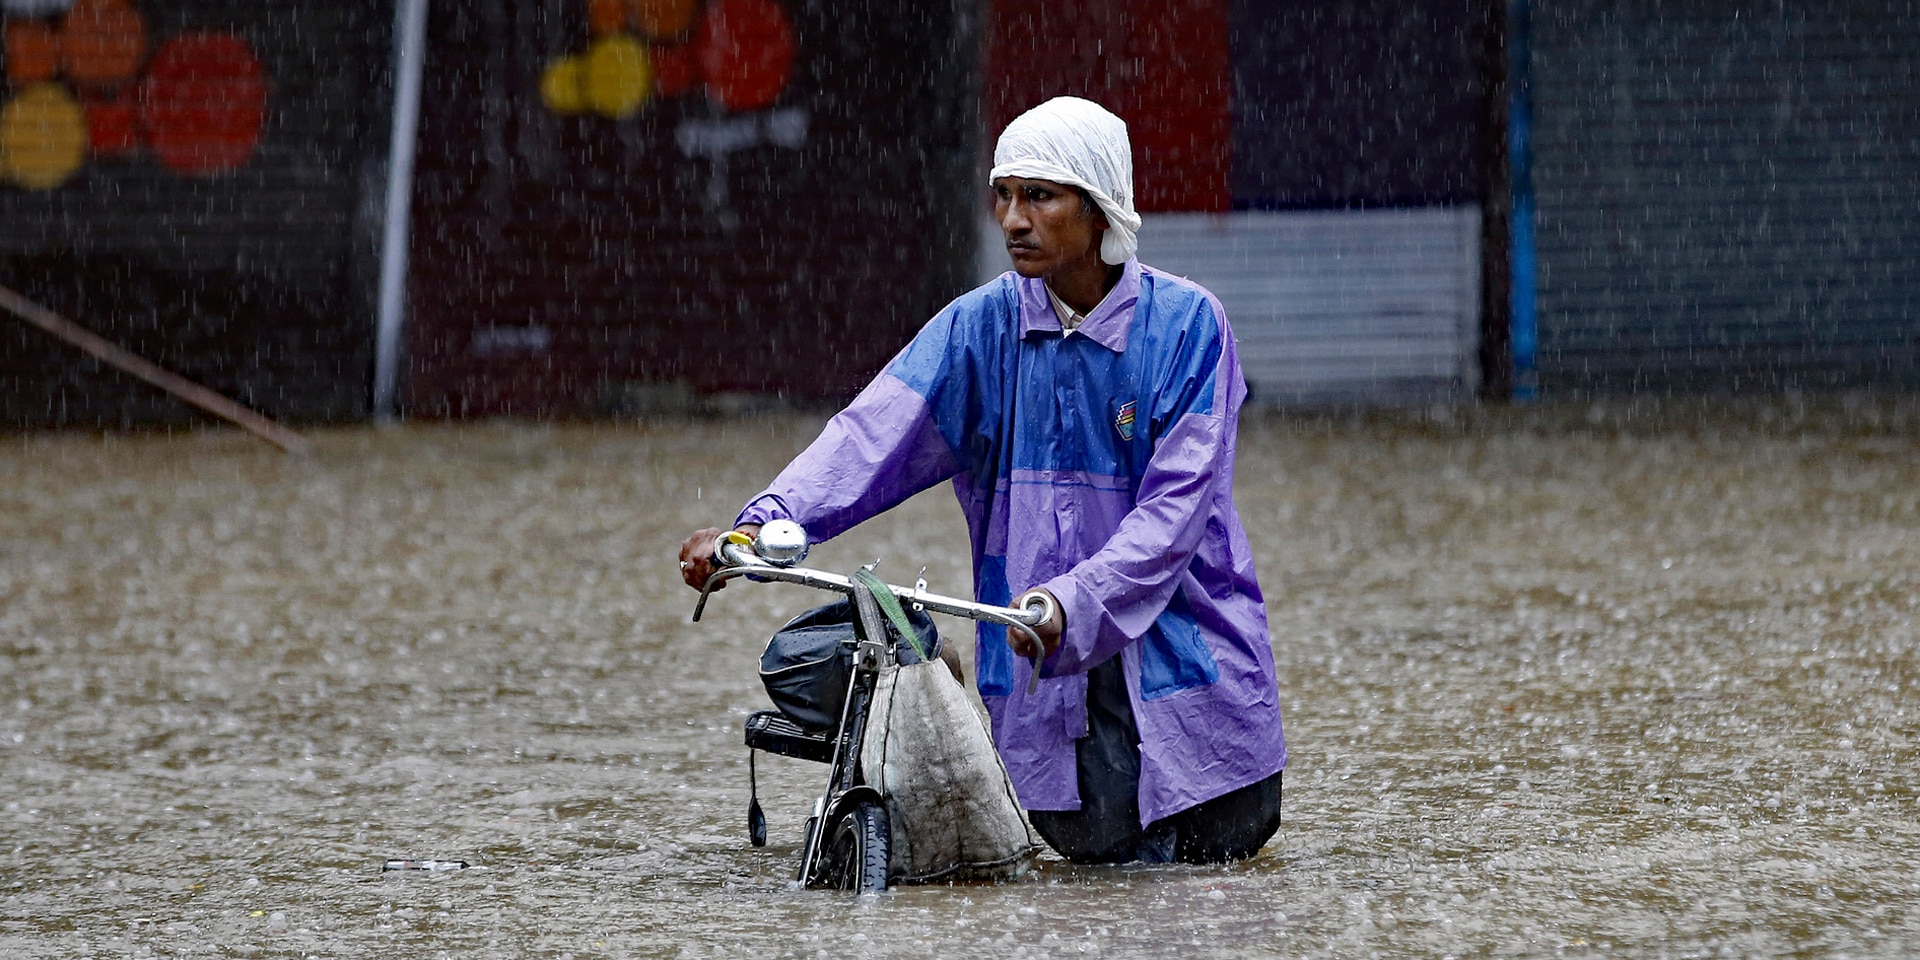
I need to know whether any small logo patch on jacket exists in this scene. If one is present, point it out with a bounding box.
[1114,400,1137,441]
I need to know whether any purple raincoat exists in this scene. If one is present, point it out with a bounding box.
[738,258,1286,825]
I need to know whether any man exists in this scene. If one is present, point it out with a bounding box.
[680,96,1285,864]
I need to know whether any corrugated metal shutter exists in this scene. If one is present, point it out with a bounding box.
[1139,210,1481,404]
[977,209,1480,405]
[1530,1,1920,392]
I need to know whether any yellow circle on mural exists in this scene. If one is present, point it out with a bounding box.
[581,33,650,119]
[0,82,88,190]
[540,55,586,115]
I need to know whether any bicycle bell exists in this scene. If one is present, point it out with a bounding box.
[754,519,810,567]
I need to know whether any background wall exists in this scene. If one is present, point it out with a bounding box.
[1,0,390,428]
[18,2,1916,425]
[401,0,978,416]
[1530,0,1920,393]
[983,0,1497,404]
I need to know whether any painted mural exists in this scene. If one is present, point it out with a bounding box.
[0,0,265,189]
[404,0,974,415]
[538,0,795,119]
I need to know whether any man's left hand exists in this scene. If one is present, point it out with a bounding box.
[1010,587,1063,660]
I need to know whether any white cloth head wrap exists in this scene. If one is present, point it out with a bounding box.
[989,97,1141,265]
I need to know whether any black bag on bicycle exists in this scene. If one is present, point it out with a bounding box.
[758,597,940,731]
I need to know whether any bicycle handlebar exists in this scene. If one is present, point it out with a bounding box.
[693,539,1051,634]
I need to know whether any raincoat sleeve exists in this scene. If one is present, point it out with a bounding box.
[734,314,967,543]
[1037,298,1244,677]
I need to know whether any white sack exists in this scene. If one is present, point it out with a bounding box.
[989,96,1142,265]
[861,659,1039,883]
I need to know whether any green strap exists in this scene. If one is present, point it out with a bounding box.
[851,567,930,663]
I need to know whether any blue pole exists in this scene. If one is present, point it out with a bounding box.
[1507,0,1538,400]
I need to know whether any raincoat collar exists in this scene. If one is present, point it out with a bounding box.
[1017,258,1141,353]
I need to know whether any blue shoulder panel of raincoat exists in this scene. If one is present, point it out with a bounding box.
[886,271,1224,469]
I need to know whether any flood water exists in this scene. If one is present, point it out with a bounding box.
[3,400,1916,957]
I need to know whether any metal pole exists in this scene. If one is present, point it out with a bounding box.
[373,0,429,422]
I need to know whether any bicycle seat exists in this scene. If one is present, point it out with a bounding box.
[744,710,836,764]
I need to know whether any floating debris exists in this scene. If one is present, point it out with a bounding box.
[381,859,469,872]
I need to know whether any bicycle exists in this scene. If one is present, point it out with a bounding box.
[692,519,1050,892]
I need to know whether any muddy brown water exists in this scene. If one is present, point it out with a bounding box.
[2,401,1916,957]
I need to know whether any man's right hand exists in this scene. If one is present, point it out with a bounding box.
[677,525,761,591]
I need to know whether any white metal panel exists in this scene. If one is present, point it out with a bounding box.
[1133,208,1481,405]
[980,207,1482,405]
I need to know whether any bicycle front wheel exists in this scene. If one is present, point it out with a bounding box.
[820,799,889,892]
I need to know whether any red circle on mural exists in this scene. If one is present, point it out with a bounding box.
[84,90,138,154]
[650,41,695,97]
[695,0,794,112]
[138,31,265,175]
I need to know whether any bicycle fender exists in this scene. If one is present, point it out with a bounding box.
[824,785,886,825]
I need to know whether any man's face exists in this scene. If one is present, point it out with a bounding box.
[992,177,1108,279]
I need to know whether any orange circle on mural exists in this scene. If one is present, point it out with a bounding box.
[630,0,696,38]
[139,32,265,175]
[0,82,88,189]
[62,0,145,89]
[586,0,627,37]
[650,41,694,97]
[4,18,62,84]
[696,0,795,113]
